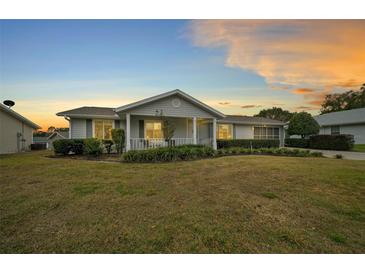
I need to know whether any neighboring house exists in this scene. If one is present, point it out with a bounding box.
[57,89,285,151]
[0,103,41,154]
[47,130,69,149]
[314,108,365,144]
[33,136,49,148]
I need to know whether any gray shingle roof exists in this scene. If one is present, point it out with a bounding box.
[314,107,365,126]
[219,115,285,125]
[56,107,118,118]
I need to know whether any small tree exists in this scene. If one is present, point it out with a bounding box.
[160,115,175,142]
[287,112,320,138]
[111,128,125,154]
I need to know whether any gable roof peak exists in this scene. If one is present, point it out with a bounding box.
[115,89,225,118]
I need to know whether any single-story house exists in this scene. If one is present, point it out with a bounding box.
[57,89,285,151]
[0,103,41,154]
[47,130,69,149]
[314,107,365,144]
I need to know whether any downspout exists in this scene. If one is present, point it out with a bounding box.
[63,116,71,139]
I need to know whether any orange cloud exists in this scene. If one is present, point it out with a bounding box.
[241,104,262,108]
[190,20,365,104]
[218,102,230,105]
[292,88,315,94]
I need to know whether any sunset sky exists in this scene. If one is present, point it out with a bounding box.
[1,20,364,130]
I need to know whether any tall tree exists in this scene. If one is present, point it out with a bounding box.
[287,112,320,138]
[254,107,294,122]
[320,83,365,114]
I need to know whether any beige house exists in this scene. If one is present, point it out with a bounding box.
[57,89,285,151]
[0,103,41,154]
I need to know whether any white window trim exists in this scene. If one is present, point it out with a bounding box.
[92,119,115,139]
[144,120,163,139]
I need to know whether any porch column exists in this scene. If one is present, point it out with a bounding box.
[212,118,217,150]
[126,113,131,151]
[192,117,197,145]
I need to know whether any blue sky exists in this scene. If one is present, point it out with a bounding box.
[1,20,364,129]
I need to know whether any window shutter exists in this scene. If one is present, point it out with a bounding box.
[139,120,144,138]
[115,120,120,129]
[86,119,92,138]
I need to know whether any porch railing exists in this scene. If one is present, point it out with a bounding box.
[130,138,194,150]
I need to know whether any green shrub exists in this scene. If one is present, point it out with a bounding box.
[285,138,309,148]
[103,140,114,154]
[309,134,354,151]
[122,145,215,163]
[53,139,74,155]
[84,138,103,156]
[217,139,280,149]
[72,139,84,155]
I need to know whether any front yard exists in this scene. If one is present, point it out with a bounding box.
[0,151,364,253]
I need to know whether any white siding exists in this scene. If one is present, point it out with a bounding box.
[0,109,34,154]
[126,95,215,118]
[70,119,86,139]
[235,124,253,139]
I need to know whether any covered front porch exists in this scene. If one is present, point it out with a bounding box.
[123,114,217,151]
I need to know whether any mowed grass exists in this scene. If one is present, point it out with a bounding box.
[0,151,364,253]
[352,144,365,152]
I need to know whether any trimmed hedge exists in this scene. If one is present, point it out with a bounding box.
[122,145,215,163]
[217,147,323,158]
[285,138,309,148]
[72,139,85,155]
[122,145,322,163]
[53,138,104,155]
[309,134,354,151]
[53,139,74,155]
[217,139,280,149]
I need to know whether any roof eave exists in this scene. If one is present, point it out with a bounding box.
[220,121,285,126]
[56,114,120,119]
[0,104,41,129]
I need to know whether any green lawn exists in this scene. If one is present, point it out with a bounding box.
[0,151,364,253]
[352,144,365,152]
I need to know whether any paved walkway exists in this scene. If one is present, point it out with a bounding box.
[307,149,365,160]
[287,147,365,160]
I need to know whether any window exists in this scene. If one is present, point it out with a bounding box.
[217,124,233,139]
[254,126,279,139]
[331,126,340,135]
[94,120,113,140]
[145,121,163,139]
